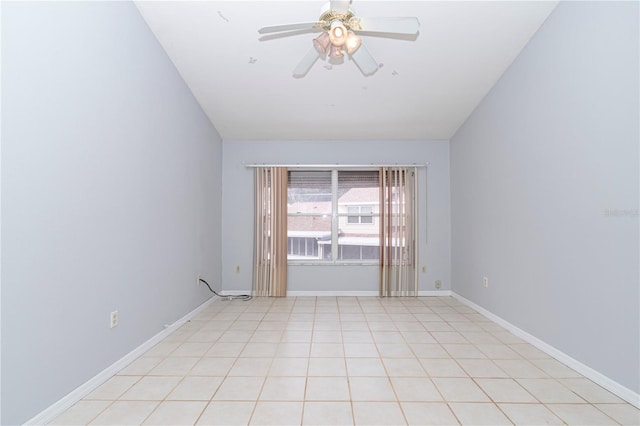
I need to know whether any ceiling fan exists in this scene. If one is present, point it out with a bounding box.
[258,0,420,77]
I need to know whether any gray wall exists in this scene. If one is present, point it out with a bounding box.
[222,140,451,294]
[1,2,222,424]
[450,1,639,394]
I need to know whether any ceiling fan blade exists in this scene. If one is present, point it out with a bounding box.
[258,22,322,34]
[259,28,322,42]
[330,0,351,14]
[350,44,378,76]
[293,47,321,78]
[352,17,420,35]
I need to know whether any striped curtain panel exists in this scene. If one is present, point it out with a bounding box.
[379,167,418,297]
[254,167,288,297]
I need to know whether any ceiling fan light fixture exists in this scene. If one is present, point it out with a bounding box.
[345,31,362,54]
[258,1,420,77]
[313,31,331,53]
[329,44,344,58]
[328,20,348,46]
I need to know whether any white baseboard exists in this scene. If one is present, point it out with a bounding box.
[221,290,452,297]
[418,290,452,296]
[24,296,219,426]
[221,290,381,297]
[287,290,379,296]
[219,289,254,296]
[452,292,640,408]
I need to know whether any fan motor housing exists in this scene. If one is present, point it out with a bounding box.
[319,9,355,30]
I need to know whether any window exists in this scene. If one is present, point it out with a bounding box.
[347,206,374,224]
[288,169,380,263]
[288,237,319,258]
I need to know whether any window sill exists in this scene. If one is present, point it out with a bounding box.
[288,262,379,266]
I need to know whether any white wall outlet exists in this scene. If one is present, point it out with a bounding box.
[435,280,442,289]
[483,277,489,288]
[110,310,119,328]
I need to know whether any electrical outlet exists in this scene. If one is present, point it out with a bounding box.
[197,274,202,286]
[110,311,119,328]
[236,265,240,273]
[435,280,442,289]
[422,266,426,273]
[483,277,489,288]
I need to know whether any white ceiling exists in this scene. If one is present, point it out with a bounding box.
[135,1,558,141]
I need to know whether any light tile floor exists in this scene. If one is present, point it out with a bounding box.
[51,297,640,425]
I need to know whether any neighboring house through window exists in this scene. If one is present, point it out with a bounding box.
[288,169,381,263]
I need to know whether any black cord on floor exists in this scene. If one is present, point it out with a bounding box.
[199,277,252,301]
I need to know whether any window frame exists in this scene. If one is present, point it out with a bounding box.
[287,168,380,265]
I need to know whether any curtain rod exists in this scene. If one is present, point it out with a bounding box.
[243,163,429,168]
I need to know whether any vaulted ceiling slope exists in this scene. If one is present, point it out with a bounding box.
[135,1,558,141]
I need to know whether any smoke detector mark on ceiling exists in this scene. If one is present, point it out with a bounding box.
[249,57,257,64]
[217,11,229,22]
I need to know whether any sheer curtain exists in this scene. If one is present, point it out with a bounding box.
[379,167,418,297]
[254,167,288,297]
